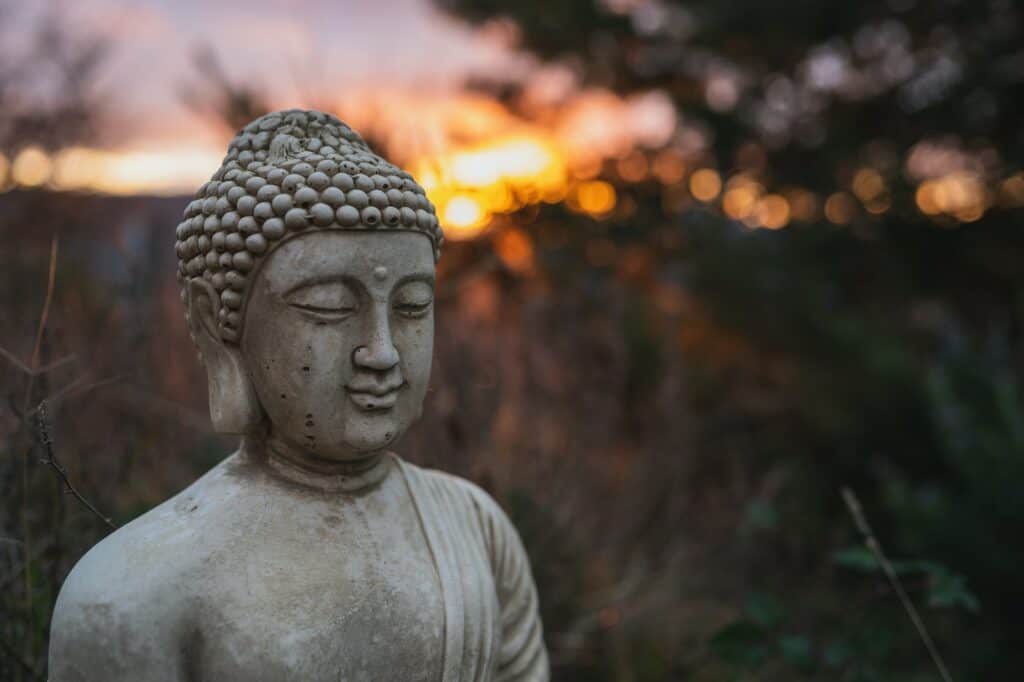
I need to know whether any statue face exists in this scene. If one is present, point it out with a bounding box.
[242,230,435,459]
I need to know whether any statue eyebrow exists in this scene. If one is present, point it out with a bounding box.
[279,271,434,299]
[393,272,436,289]
[281,275,362,299]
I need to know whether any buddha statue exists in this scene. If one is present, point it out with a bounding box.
[48,109,548,681]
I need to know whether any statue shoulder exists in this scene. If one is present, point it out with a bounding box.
[57,454,241,593]
[48,509,192,680]
[48,455,243,681]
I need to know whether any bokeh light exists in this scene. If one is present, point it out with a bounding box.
[689,169,722,202]
[999,173,1024,207]
[652,149,686,185]
[824,192,857,224]
[787,188,819,222]
[49,147,224,195]
[12,147,52,187]
[412,133,568,239]
[572,180,617,216]
[442,196,487,237]
[494,227,535,273]
[723,186,759,221]
[915,172,989,222]
[756,194,790,229]
[4,88,1003,234]
[852,168,886,203]
[616,152,649,183]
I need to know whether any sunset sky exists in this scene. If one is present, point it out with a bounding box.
[12,0,525,149]
[2,0,685,236]
[5,1,1008,234]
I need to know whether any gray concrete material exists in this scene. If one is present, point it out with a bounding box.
[48,110,549,681]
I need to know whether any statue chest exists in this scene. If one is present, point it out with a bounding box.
[189,476,446,681]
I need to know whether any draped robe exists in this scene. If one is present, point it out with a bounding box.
[396,458,549,681]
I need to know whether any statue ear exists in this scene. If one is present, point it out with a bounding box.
[186,278,261,434]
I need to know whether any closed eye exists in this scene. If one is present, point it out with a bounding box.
[393,279,434,318]
[285,281,359,320]
[394,300,432,318]
[292,302,357,318]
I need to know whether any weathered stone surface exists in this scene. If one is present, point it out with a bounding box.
[48,110,548,681]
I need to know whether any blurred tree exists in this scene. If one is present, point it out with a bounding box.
[439,0,1023,177]
[432,0,1024,679]
[0,6,108,155]
[180,46,270,135]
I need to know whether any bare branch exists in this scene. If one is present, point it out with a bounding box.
[0,345,76,376]
[841,487,953,682]
[21,234,59,411]
[33,353,77,374]
[35,400,117,530]
[0,344,32,373]
[28,373,123,416]
[30,235,58,369]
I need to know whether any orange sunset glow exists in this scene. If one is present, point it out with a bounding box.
[0,88,676,240]
[0,0,1017,240]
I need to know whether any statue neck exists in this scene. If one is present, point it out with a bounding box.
[243,435,392,494]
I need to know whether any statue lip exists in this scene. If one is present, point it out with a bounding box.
[345,380,405,411]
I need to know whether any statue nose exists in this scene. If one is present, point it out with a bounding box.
[353,311,399,372]
[353,343,399,371]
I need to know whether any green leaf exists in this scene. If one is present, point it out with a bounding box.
[745,591,785,629]
[832,545,880,572]
[710,620,770,668]
[823,638,854,669]
[742,499,779,532]
[928,570,980,613]
[779,634,815,672]
[888,559,945,576]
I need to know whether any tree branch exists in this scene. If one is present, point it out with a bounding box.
[22,234,59,412]
[35,400,117,530]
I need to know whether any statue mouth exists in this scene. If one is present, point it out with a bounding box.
[345,381,405,411]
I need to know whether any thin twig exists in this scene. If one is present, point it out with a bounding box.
[27,373,123,416]
[34,353,77,374]
[841,487,953,682]
[0,344,76,376]
[0,344,32,373]
[35,400,117,530]
[30,235,59,369]
[22,234,59,412]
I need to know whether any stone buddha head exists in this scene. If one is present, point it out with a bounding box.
[174,109,444,463]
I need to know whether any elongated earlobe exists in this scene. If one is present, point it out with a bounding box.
[186,279,261,434]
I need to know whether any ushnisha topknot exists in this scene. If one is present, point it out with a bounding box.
[174,108,444,343]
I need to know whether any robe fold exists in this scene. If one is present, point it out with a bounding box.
[397,459,550,682]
